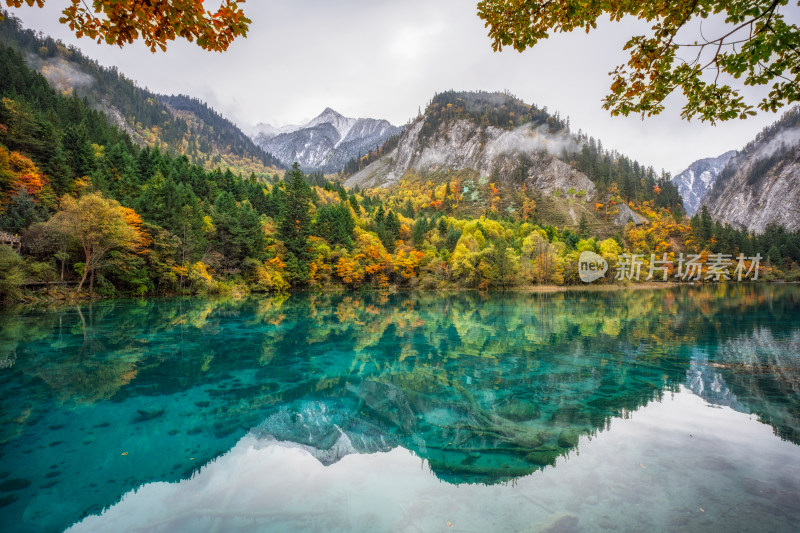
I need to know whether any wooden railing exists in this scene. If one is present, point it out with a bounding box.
[0,231,21,252]
[21,281,79,287]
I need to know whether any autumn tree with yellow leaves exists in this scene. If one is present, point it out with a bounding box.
[45,192,148,293]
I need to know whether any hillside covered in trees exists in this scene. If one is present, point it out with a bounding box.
[346,90,684,217]
[0,12,283,177]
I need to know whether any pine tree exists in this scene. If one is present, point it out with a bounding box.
[412,218,427,248]
[44,146,72,194]
[437,217,449,235]
[700,206,713,247]
[578,214,589,238]
[0,189,47,233]
[62,123,95,177]
[278,163,312,266]
[348,193,360,213]
[315,203,354,248]
[767,244,783,267]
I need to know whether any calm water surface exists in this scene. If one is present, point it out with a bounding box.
[1,286,799,532]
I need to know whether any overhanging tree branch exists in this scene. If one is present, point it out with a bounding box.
[477,0,800,122]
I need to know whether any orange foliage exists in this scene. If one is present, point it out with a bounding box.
[488,182,502,213]
[394,248,426,280]
[335,256,362,286]
[121,206,152,251]
[357,232,392,287]
[6,150,48,196]
[521,198,536,220]
[16,170,44,196]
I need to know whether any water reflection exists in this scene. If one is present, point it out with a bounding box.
[67,390,800,533]
[0,285,799,531]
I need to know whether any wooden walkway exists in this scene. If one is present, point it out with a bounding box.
[0,231,21,252]
[21,281,79,287]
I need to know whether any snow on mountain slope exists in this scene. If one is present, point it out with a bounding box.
[702,108,800,232]
[672,151,737,215]
[252,108,403,173]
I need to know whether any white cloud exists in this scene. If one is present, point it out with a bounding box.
[387,23,446,63]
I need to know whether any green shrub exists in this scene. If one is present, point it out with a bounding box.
[0,245,26,302]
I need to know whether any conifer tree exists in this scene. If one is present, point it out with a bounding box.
[278,163,312,282]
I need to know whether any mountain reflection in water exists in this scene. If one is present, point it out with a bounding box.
[0,285,799,532]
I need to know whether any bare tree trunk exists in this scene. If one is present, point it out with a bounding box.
[75,250,91,294]
[76,264,89,293]
[89,268,95,296]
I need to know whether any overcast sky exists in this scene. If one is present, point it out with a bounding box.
[8,1,797,175]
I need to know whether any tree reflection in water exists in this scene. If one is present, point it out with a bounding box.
[0,285,799,531]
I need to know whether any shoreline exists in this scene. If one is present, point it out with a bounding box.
[4,280,795,311]
[505,281,682,293]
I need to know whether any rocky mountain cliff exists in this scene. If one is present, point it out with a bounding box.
[672,150,737,215]
[253,108,403,173]
[703,108,800,232]
[344,91,595,199]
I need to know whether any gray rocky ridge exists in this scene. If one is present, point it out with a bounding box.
[344,116,596,199]
[672,151,737,215]
[252,108,403,173]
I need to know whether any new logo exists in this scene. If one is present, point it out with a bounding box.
[579,251,608,283]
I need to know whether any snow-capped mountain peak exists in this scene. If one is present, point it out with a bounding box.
[251,108,403,173]
[306,108,357,144]
[672,150,737,215]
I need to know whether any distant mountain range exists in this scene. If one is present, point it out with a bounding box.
[701,108,800,233]
[252,108,403,174]
[671,151,737,215]
[669,107,800,232]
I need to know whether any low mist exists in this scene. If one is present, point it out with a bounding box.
[25,53,94,94]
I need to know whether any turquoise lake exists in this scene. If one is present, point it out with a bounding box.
[1,285,799,532]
